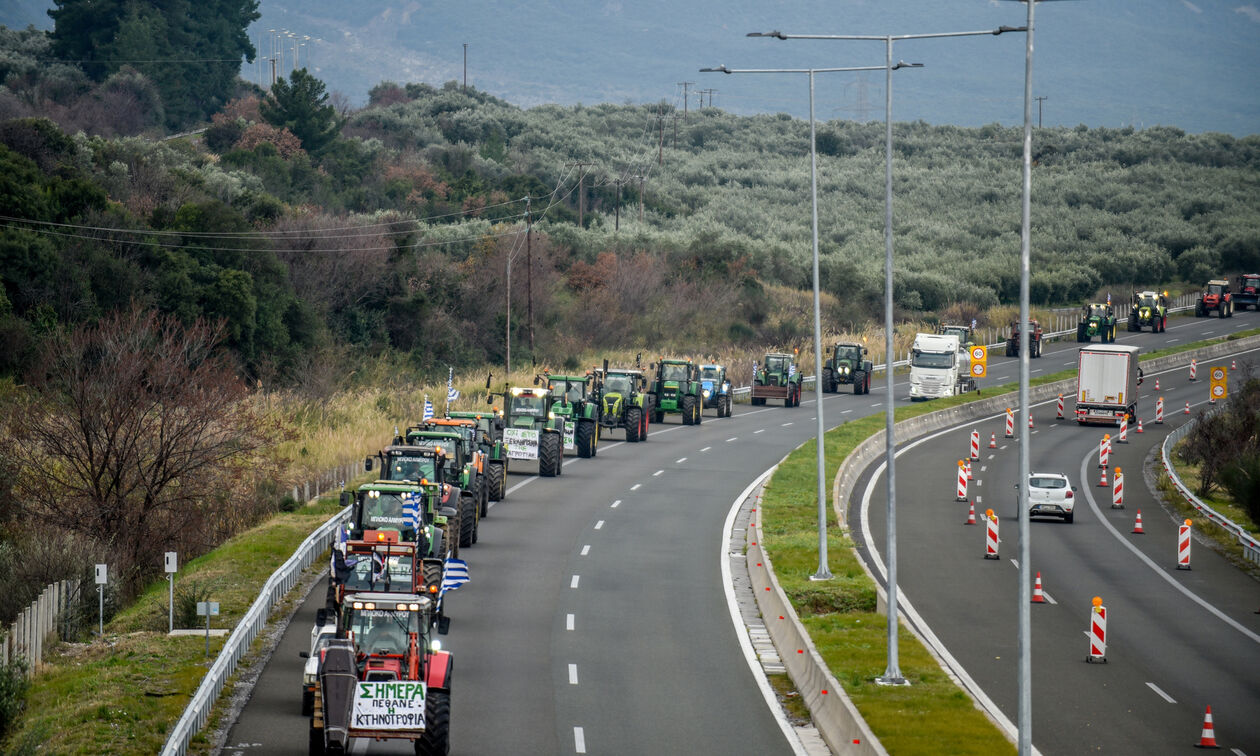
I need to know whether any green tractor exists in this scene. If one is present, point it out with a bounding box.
[394,428,482,549]
[648,358,704,425]
[1077,303,1118,343]
[494,385,566,477]
[543,372,600,458]
[821,342,872,395]
[593,363,650,441]
[1128,290,1169,333]
[410,419,494,519]
[751,352,803,407]
[350,455,461,561]
[448,410,508,503]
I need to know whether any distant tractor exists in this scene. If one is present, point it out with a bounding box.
[1128,290,1169,333]
[1077,303,1118,343]
[938,324,975,349]
[821,342,871,394]
[1005,320,1043,358]
[751,352,803,407]
[544,372,600,458]
[1195,279,1234,318]
[497,386,566,477]
[593,364,651,441]
[698,364,732,417]
[448,410,508,503]
[649,358,704,425]
[1236,274,1260,311]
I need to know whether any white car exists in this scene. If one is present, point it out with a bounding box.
[1024,472,1076,523]
[300,620,338,715]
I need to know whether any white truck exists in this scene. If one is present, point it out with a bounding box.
[1074,344,1142,425]
[908,332,975,400]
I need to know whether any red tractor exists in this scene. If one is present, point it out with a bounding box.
[1195,279,1234,318]
[1235,273,1260,311]
[1005,319,1043,358]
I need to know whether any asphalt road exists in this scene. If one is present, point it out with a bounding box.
[222,308,1259,755]
[853,320,1260,753]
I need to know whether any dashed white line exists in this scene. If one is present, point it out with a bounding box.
[653,469,664,476]
[1145,681,1176,704]
[566,614,575,631]
[781,422,793,426]
[1010,558,1019,568]
[700,446,712,452]
[630,483,641,491]
[580,545,590,556]
[568,663,579,685]
[841,409,853,414]
[754,429,765,434]
[676,457,687,464]
[610,499,621,508]
[975,496,982,504]
[872,403,883,407]
[570,575,580,589]
[1043,592,1057,605]
[574,726,586,754]
[980,465,987,472]
[594,520,604,530]
[726,437,738,442]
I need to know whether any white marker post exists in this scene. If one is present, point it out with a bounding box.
[197,601,219,657]
[94,564,107,636]
[164,552,178,634]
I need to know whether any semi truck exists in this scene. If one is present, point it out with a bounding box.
[908,332,974,400]
[1074,344,1142,426]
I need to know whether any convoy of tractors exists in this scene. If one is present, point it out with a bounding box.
[301,274,1253,754]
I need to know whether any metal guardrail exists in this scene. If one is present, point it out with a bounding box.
[1161,418,1260,565]
[160,506,351,756]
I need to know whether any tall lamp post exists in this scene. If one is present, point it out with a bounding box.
[751,23,1026,688]
[700,63,894,583]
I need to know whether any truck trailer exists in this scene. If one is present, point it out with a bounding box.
[1074,344,1142,425]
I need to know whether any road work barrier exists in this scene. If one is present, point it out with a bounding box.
[1112,468,1125,509]
[1087,597,1107,663]
[984,510,999,559]
[970,429,980,460]
[1156,396,1164,423]
[956,460,968,501]
[1178,520,1193,570]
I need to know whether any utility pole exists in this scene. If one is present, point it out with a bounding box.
[565,162,593,227]
[463,44,468,92]
[678,81,694,120]
[672,113,679,149]
[1035,95,1047,128]
[614,179,622,231]
[526,195,533,353]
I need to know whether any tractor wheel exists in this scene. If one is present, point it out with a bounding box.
[539,432,561,477]
[681,395,696,425]
[1006,342,1016,357]
[853,371,866,395]
[458,493,476,548]
[309,723,326,756]
[423,561,443,599]
[415,690,450,756]
[723,395,732,417]
[444,512,460,559]
[653,408,665,424]
[1227,302,1234,318]
[1160,316,1168,333]
[478,479,489,518]
[1127,315,1138,332]
[487,461,504,502]
[821,367,834,393]
[1033,340,1042,358]
[694,396,703,424]
[641,408,650,439]
[1076,324,1087,342]
[301,689,314,717]
[576,419,595,458]
[626,408,642,441]
[751,397,765,406]
[1195,302,1205,317]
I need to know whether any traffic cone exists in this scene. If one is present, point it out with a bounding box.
[1028,413,1034,429]
[1185,402,1191,415]
[1098,467,1109,487]
[989,433,997,449]
[966,459,973,480]
[1155,377,1160,390]
[1136,417,1144,434]
[1032,572,1046,603]
[1132,510,1145,534]
[1194,705,1220,749]
[1231,359,1237,371]
[965,501,976,525]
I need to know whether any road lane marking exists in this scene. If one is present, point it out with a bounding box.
[1010,559,1019,568]
[610,499,620,508]
[567,614,575,631]
[653,469,664,476]
[630,483,641,491]
[580,545,590,556]
[980,466,987,472]
[726,437,738,442]
[676,457,687,464]
[841,409,853,414]
[570,575,580,589]
[594,520,604,530]
[700,446,712,452]
[754,429,765,434]
[1146,682,1176,703]
[574,727,586,754]
[569,664,579,685]
[1043,592,1057,605]
[782,422,793,426]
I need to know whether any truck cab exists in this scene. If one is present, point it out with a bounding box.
[909,332,974,400]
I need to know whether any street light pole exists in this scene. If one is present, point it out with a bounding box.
[702,62,888,582]
[751,22,1026,689]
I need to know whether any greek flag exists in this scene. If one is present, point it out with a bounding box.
[752,360,759,379]
[446,367,460,402]
[371,552,386,583]
[788,363,796,378]
[401,491,422,531]
[423,395,434,421]
[439,557,469,599]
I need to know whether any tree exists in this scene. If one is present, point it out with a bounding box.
[2,306,279,595]
[260,69,341,154]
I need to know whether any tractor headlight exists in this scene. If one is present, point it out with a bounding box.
[431,640,442,652]
[548,411,556,420]
[702,389,711,398]
[841,366,850,374]
[304,672,318,685]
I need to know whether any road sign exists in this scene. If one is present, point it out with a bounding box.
[1210,366,1227,401]
[164,551,178,574]
[196,601,220,616]
[95,564,107,585]
[970,345,987,378]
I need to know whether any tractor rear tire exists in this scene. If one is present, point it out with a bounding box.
[653,409,665,424]
[444,512,460,559]
[576,419,595,458]
[478,479,489,518]
[821,368,834,393]
[626,408,642,441]
[423,561,443,598]
[1076,324,1087,342]
[309,723,326,756]
[488,461,504,502]
[415,690,451,756]
[458,493,476,548]
[853,371,866,395]
[681,395,696,425]
[694,397,702,424]
[539,432,561,477]
[723,395,732,417]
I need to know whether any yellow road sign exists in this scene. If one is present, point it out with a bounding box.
[1210,366,1228,400]
[970,345,987,378]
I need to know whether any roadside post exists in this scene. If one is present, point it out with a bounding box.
[94,564,107,637]
[165,551,178,633]
[197,601,220,657]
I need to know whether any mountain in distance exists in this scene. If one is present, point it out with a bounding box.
[5,1,1259,136]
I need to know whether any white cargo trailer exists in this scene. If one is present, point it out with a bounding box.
[1074,344,1142,425]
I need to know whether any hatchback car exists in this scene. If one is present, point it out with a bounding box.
[1023,472,1076,523]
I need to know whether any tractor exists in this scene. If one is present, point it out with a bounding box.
[493,386,565,477]
[402,427,484,548]
[821,342,872,394]
[648,358,704,425]
[1077,303,1117,343]
[543,372,600,458]
[751,352,803,407]
[698,364,732,417]
[343,472,459,561]
[307,592,451,756]
[593,364,650,441]
[1236,274,1260,311]
[1128,291,1169,333]
[447,410,508,503]
[938,324,975,350]
[1005,320,1043,357]
[1196,279,1234,318]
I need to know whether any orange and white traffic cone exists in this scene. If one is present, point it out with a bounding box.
[1028,413,1034,429]
[1136,417,1144,434]
[964,501,977,525]
[1132,510,1145,534]
[966,459,973,480]
[989,433,997,449]
[1155,377,1160,391]
[1231,359,1238,371]
[1098,467,1109,487]
[1194,705,1220,748]
[1032,572,1046,604]
[1185,401,1191,415]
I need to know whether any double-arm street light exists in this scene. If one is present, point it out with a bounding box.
[700,63,909,585]
[750,23,1026,691]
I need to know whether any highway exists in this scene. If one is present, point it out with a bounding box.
[222,309,1258,755]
